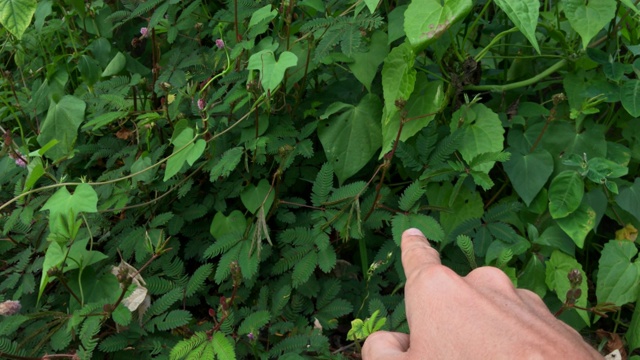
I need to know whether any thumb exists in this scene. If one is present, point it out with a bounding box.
[361,331,410,360]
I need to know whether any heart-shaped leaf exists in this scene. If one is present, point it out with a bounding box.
[241,179,275,214]
[247,51,298,92]
[562,0,616,49]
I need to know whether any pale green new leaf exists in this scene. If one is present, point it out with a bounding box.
[596,240,640,306]
[318,94,382,184]
[0,0,36,39]
[562,0,616,49]
[164,123,205,181]
[494,0,540,53]
[381,42,416,136]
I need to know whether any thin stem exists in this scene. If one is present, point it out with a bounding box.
[465,59,567,93]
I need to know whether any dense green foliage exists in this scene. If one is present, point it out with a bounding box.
[1,0,640,358]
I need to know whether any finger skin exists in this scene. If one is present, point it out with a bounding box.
[401,228,441,280]
[362,331,409,360]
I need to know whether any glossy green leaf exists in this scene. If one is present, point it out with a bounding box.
[241,179,275,214]
[381,42,416,140]
[0,0,36,39]
[247,50,298,92]
[621,79,640,117]
[548,171,584,219]
[403,0,472,51]
[545,250,589,325]
[37,95,86,161]
[318,94,382,183]
[556,201,595,248]
[616,178,640,222]
[101,52,126,77]
[381,74,444,155]
[504,148,553,206]
[450,103,504,173]
[562,0,616,49]
[349,31,388,93]
[596,240,640,305]
[534,224,575,256]
[494,0,540,53]
[248,5,276,29]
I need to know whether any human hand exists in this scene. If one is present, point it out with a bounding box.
[362,228,601,360]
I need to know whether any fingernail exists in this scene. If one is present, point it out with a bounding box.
[405,228,424,237]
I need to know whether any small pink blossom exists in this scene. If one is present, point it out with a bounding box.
[247,332,255,341]
[197,98,205,111]
[0,300,21,316]
[15,157,26,167]
[9,151,26,167]
[215,38,225,49]
[140,27,149,38]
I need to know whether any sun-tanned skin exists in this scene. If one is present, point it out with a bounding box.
[362,228,602,360]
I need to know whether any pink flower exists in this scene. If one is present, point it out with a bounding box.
[9,151,26,167]
[197,98,205,111]
[15,157,26,167]
[140,27,149,38]
[215,39,225,49]
[247,332,255,341]
[0,300,21,316]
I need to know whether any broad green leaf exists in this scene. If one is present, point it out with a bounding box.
[534,224,575,256]
[364,0,379,13]
[391,213,444,245]
[241,179,275,214]
[164,122,205,181]
[349,31,388,93]
[556,201,595,248]
[381,42,416,141]
[503,148,554,206]
[403,0,472,51]
[210,210,246,239]
[41,183,98,241]
[39,237,107,303]
[616,178,640,223]
[621,79,640,117]
[494,0,540,53]
[101,52,126,77]
[596,240,640,305]
[548,171,584,219]
[381,74,445,155]
[0,0,36,39]
[545,250,589,325]
[247,50,298,92]
[450,103,504,173]
[24,157,44,191]
[519,254,547,298]
[37,95,86,161]
[248,4,276,29]
[318,94,382,183]
[562,0,616,49]
[629,300,640,352]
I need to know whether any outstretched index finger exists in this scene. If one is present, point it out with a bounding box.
[401,228,441,278]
